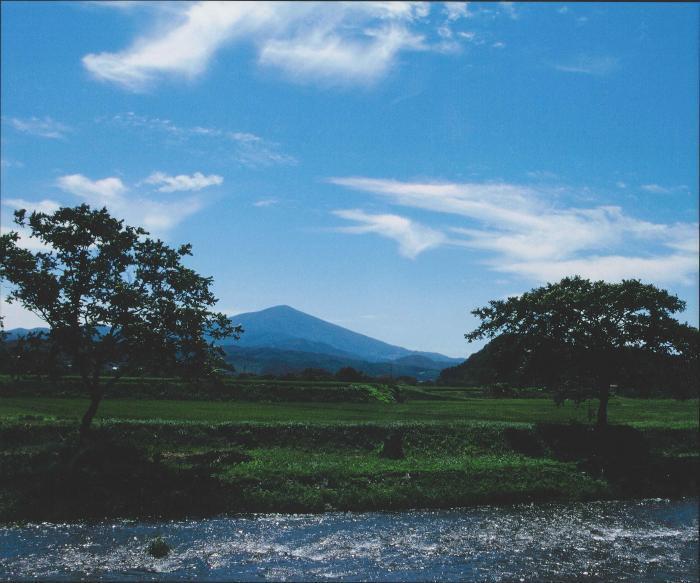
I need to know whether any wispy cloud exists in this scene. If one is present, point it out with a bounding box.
[82,1,512,91]
[104,112,297,168]
[553,55,619,75]
[641,184,670,194]
[0,159,24,169]
[54,173,204,234]
[444,3,471,21]
[328,177,699,285]
[81,2,426,90]
[332,208,447,259]
[144,171,223,192]
[253,198,279,207]
[640,183,688,195]
[3,116,72,139]
[228,132,298,168]
[3,198,62,215]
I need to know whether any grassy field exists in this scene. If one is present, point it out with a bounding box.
[0,387,697,521]
[0,395,697,428]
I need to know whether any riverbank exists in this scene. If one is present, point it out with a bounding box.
[1,410,696,522]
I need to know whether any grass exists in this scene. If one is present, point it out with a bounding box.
[0,387,696,521]
[0,395,697,428]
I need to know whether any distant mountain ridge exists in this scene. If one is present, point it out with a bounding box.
[3,305,463,380]
[230,305,459,364]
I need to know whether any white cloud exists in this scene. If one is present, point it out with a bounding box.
[499,253,699,286]
[253,198,279,207]
[56,174,127,202]
[56,173,203,234]
[83,2,261,91]
[259,24,426,85]
[333,208,446,259]
[641,184,688,194]
[228,131,298,167]
[444,3,471,21]
[4,116,71,139]
[104,113,297,167]
[144,171,223,192]
[0,223,53,252]
[553,55,619,75]
[329,176,699,286]
[2,198,61,215]
[81,1,507,91]
[499,2,518,19]
[0,196,60,253]
[641,184,668,194]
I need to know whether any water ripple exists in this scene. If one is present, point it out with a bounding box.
[0,498,697,582]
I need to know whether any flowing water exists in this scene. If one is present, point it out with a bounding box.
[1,498,697,582]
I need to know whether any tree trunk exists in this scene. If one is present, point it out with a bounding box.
[79,385,103,443]
[596,383,609,428]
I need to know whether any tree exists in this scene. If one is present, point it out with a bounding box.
[0,205,240,439]
[466,276,698,427]
[335,366,365,382]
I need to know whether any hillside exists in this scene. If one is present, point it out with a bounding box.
[230,305,460,364]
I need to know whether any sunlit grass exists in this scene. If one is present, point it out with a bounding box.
[0,395,696,428]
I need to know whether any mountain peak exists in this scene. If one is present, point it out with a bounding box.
[229,305,461,365]
[264,305,300,313]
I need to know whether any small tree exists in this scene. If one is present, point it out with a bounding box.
[0,205,240,438]
[335,366,365,382]
[466,276,698,427]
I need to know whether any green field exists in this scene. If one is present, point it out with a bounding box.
[0,395,697,428]
[0,387,697,521]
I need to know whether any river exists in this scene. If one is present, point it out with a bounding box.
[1,498,697,582]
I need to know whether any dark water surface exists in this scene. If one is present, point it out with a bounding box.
[1,498,697,582]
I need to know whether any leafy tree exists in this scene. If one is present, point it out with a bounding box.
[466,276,698,426]
[0,205,240,438]
[335,366,365,382]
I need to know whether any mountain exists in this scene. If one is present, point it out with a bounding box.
[222,346,446,380]
[2,305,462,380]
[229,305,460,364]
[2,327,49,341]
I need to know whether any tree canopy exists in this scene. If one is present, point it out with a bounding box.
[466,276,698,426]
[0,205,240,436]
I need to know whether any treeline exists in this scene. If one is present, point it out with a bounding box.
[230,366,420,385]
[439,333,699,399]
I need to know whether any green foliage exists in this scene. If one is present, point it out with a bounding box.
[335,366,365,382]
[0,205,239,432]
[466,276,699,424]
[0,415,695,521]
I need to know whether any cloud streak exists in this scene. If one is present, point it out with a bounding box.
[333,209,446,259]
[329,176,699,286]
[3,116,72,139]
[553,55,619,75]
[54,173,206,234]
[144,171,223,192]
[82,1,510,91]
[105,112,297,168]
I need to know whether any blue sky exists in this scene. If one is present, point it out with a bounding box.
[1,1,698,357]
